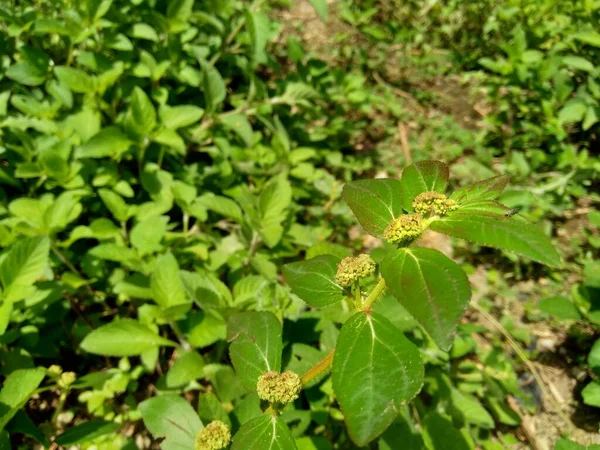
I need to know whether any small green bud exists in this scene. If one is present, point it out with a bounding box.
[58,372,76,389]
[195,420,231,450]
[383,213,423,245]
[335,254,376,287]
[412,191,458,216]
[47,365,63,378]
[256,371,302,404]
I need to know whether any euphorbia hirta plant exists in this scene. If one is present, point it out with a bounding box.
[142,160,561,449]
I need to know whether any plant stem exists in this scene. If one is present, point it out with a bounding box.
[170,321,191,351]
[301,348,335,386]
[183,213,189,235]
[361,278,386,311]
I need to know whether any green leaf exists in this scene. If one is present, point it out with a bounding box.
[422,413,471,450]
[449,388,494,429]
[130,23,159,41]
[151,253,188,308]
[98,188,129,222]
[194,193,242,222]
[202,61,226,113]
[0,368,46,430]
[130,86,157,135]
[167,0,194,33]
[283,255,344,307]
[400,160,449,211]
[152,129,185,153]
[220,113,254,147]
[6,410,49,447]
[559,100,587,124]
[231,414,297,450]
[584,260,600,288]
[342,179,403,237]
[246,11,269,65]
[54,66,95,93]
[538,296,581,320]
[450,175,510,204]
[332,311,423,446]
[563,55,595,73]
[588,339,600,374]
[259,174,292,248]
[227,311,282,391]
[381,248,471,351]
[139,395,202,450]
[159,105,204,129]
[575,31,600,47]
[131,216,169,255]
[80,319,176,356]
[555,439,600,450]
[75,126,132,159]
[378,415,424,450]
[197,392,231,427]
[430,214,561,267]
[582,381,600,407]
[55,420,120,446]
[166,351,205,388]
[6,62,47,86]
[0,236,50,303]
[308,0,328,21]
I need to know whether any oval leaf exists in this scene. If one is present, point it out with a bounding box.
[332,311,424,446]
[342,179,403,237]
[283,255,344,307]
[80,319,176,356]
[450,175,510,204]
[227,312,282,391]
[231,414,297,450]
[400,160,449,211]
[430,214,561,267]
[381,248,471,351]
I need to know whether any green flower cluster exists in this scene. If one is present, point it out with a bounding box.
[335,254,376,287]
[256,371,303,404]
[194,420,231,450]
[383,214,423,245]
[412,191,458,216]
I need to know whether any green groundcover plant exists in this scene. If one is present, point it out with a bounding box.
[135,160,560,449]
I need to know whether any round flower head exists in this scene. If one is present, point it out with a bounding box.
[58,372,76,389]
[335,254,376,287]
[194,420,231,450]
[383,213,423,245]
[412,191,458,216]
[256,371,302,404]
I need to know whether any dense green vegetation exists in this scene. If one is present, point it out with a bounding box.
[0,0,598,449]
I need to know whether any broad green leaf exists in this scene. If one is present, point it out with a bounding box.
[400,160,449,211]
[584,260,600,288]
[151,253,188,308]
[563,55,595,73]
[246,11,269,65]
[449,388,494,429]
[378,414,424,450]
[152,129,185,153]
[332,311,423,446]
[197,392,231,427]
[575,31,600,47]
[430,214,561,267]
[159,105,204,129]
[167,0,194,33]
[75,126,132,159]
[450,200,510,218]
[0,236,50,303]
[220,113,254,147]
[259,174,292,248]
[202,62,226,113]
[559,100,587,124]
[80,319,176,356]
[422,413,471,450]
[231,414,297,450]
[588,339,600,374]
[538,296,581,320]
[139,395,202,450]
[55,420,120,446]
[54,66,95,93]
[227,312,282,391]
[450,175,510,204]
[166,351,205,388]
[0,368,46,430]
[381,248,471,351]
[131,216,169,255]
[194,193,242,222]
[342,179,403,237]
[6,62,46,86]
[582,381,600,407]
[6,410,49,447]
[283,255,344,307]
[308,0,328,21]
[555,439,600,450]
[130,86,157,135]
[130,23,159,41]
[98,188,129,222]
[180,271,232,309]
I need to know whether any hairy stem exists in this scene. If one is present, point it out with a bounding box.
[361,277,386,311]
[301,348,335,387]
